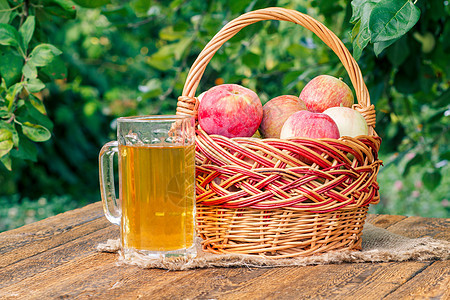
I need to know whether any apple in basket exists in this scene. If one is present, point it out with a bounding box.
[323,107,368,137]
[259,95,306,138]
[198,84,263,138]
[197,91,206,102]
[280,110,340,139]
[300,75,354,113]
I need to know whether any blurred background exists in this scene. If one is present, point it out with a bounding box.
[0,0,448,231]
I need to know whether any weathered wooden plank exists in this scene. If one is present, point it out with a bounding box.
[318,262,433,300]
[1,259,438,300]
[0,252,119,299]
[152,266,315,300]
[385,216,450,241]
[0,222,118,289]
[366,214,408,229]
[196,262,430,300]
[72,267,272,300]
[69,261,431,300]
[0,252,197,299]
[0,202,104,254]
[0,216,113,269]
[1,203,447,300]
[119,267,272,300]
[384,260,450,300]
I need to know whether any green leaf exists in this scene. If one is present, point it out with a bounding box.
[369,0,420,43]
[172,37,192,60]
[147,51,174,71]
[402,152,424,176]
[24,100,53,131]
[0,23,19,48]
[0,76,6,91]
[351,0,380,60]
[10,132,37,162]
[6,82,24,104]
[373,37,399,56]
[28,94,48,115]
[350,0,367,23]
[0,120,19,146]
[130,0,152,17]
[0,153,11,170]
[26,78,46,93]
[40,55,68,81]
[159,26,185,41]
[169,0,184,10]
[21,122,51,142]
[15,99,53,132]
[241,52,260,69]
[0,46,23,86]
[0,127,14,158]
[351,20,361,41]
[352,20,370,60]
[227,0,253,14]
[19,16,35,52]
[141,79,163,98]
[0,138,13,157]
[422,170,442,191]
[28,44,62,67]
[22,62,37,79]
[0,0,11,24]
[0,107,10,118]
[287,44,306,57]
[427,108,446,124]
[41,0,77,19]
[0,128,12,140]
[73,0,110,8]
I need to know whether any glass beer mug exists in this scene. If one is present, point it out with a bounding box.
[99,115,196,259]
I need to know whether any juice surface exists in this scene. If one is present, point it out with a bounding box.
[119,144,195,251]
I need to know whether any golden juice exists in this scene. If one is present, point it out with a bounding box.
[119,143,195,251]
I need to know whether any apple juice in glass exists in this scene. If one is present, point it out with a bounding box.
[99,115,196,259]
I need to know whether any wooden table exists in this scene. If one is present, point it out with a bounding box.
[0,202,449,299]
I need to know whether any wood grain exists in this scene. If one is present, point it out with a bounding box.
[384,260,450,299]
[75,266,271,299]
[0,216,112,268]
[124,267,274,299]
[0,222,117,289]
[0,202,448,300]
[385,216,450,241]
[366,214,408,229]
[0,202,104,255]
[1,252,197,299]
[204,262,432,300]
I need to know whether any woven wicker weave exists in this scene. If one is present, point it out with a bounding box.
[176,7,382,258]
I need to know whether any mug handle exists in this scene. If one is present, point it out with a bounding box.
[99,141,121,225]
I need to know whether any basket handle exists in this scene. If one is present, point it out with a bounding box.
[178,7,376,134]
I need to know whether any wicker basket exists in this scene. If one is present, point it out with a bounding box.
[176,7,382,258]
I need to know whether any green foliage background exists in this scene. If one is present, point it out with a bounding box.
[0,0,448,231]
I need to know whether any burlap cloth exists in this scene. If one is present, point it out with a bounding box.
[97,223,450,271]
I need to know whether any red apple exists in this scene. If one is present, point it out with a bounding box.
[259,95,306,138]
[280,110,340,139]
[323,107,368,137]
[299,75,354,113]
[198,84,262,138]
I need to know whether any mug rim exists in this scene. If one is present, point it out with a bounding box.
[117,115,194,122]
